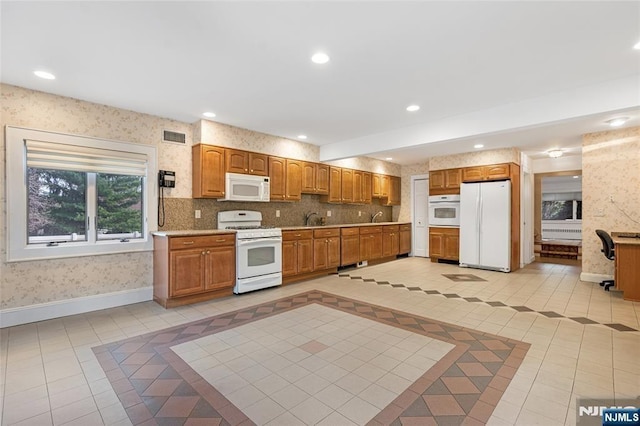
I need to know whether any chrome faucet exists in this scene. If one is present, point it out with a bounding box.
[305,212,319,226]
[371,211,383,223]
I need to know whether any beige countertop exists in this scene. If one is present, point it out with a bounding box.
[280,222,410,231]
[612,232,640,245]
[152,230,236,237]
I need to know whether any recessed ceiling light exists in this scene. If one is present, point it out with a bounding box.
[573,175,580,179]
[297,135,307,140]
[406,105,420,112]
[311,52,330,64]
[634,41,640,50]
[474,144,484,149]
[606,117,629,127]
[548,149,563,158]
[34,70,55,80]
[202,112,216,118]
[385,157,393,161]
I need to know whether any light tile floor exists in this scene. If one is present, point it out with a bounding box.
[1,257,639,425]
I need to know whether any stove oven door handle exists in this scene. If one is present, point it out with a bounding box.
[237,237,283,246]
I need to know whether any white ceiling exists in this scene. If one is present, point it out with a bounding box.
[2,1,639,165]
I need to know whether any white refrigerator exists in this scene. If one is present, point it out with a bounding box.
[459,180,511,272]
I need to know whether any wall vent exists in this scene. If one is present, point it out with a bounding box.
[163,130,186,144]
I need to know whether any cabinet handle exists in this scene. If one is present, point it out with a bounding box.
[207,250,210,254]
[183,241,195,245]
[250,169,254,172]
[295,234,301,237]
[201,251,205,255]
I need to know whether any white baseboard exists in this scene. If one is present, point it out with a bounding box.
[580,272,613,283]
[0,287,153,328]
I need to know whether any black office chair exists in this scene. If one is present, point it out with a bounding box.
[595,229,615,291]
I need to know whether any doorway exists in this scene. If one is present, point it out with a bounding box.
[412,176,429,257]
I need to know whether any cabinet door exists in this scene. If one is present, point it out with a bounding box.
[327,238,341,267]
[192,145,225,198]
[302,162,316,194]
[327,167,342,203]
[381,175,390,197]
[399,229,411,254]
[316,164,330,195]
[285,159,303,201]
[249,153,269,176]
[387,176,401,205]
[371,233,383,259]
[313,239,328,270]
[372,174,382,198]
[382,232,395,257]
[445,169,462,189]
[444,234,460,260]
[269,156,286,201]
[359,235,371,262]
[429,231,444,258]
[429,171,445,190]
[205,246,235,291]
[297,239,314,273]
[341,235,359,266]
[226,149,249,174]
[170,249,205,296]
[282,240,298,277]
[362,172,372,204]
[462,167,484,182]
[352,171,363,203]
[485,164,510,180]
[341,169,354,203]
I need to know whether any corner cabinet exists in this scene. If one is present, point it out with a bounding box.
[192,144,226,198]
[153,233,236,308]
[429,227,459,262]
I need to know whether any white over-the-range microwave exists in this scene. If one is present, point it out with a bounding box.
[222,172,270,202]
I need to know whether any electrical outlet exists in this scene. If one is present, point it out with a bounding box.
[195,210,201,219]
[276,210,280,218]
[327,210,332,217]
[358,211,362,217]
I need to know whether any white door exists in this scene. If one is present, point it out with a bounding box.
[522,171,534,265]
[460,182,480,265]
[413,178,428,257]
[478,181,511,271]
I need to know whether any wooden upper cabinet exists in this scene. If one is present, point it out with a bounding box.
[322,166,342,203]
[381,175,390,197]
[192,144,225,198]
[353,170,363,203]
[285,159,303,201]
[341,168,354,203]
[268,156,286,201]
[429,169,461,195]
[387,176,401,205]
[226,149,268,176]
[302,162,330,195]
[362,172,372,204]
[372,174,383,198]
[462,164,510,182]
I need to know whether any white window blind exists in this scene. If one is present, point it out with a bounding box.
[26,139,147,176]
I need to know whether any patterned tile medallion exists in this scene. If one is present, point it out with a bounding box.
[93,291,530,425]
[442,274,487,282]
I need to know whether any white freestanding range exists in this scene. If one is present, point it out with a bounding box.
[459,180,511,272]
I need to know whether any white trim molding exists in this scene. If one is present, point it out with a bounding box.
[580,272,613,283]
[0,287,153,328]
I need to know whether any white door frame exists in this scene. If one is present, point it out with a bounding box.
[411,174,430,257]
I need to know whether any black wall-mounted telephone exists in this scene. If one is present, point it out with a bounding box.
[159,170,176,188]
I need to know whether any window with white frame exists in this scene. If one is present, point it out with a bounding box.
[541,192,582,221]
[6,127,157,261]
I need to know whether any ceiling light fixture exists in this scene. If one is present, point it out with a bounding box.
[605,117,629,127]
[385,157,393,161]
[311,52,330,64]
[547,149,563,158]
[406,105,420,112]
[34,70,55,80]
[634,41,640,50]
[297,135,307,140]
[573,175,580,179]
[474,144,484,149]
[202,112,216,118]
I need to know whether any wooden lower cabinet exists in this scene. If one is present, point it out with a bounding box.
[341,227,360,266]
[429,227,459,261]
[282,230,313,277]
[153,233,236,307]
[382,225,399,257]
[313,228,340,270]
[399,224,411,254]
[360,226,382,261]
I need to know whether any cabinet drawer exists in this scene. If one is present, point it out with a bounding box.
[169,234,235,250]
[313,228,340,238]
[360,226,382,235]
[282,230,314,241]
[382,225,399,233]
[400,224,411,231]
[341,227,360,236]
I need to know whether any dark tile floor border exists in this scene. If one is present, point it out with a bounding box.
[93,290,530,425]
[336,272,639,332]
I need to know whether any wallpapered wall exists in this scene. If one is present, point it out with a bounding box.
[582,126,640,277]
[0,84,398,310]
